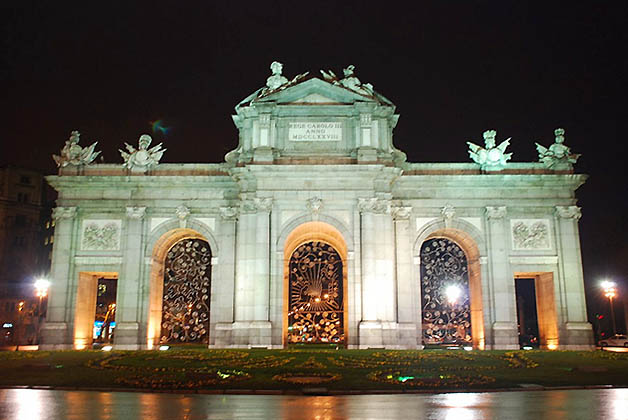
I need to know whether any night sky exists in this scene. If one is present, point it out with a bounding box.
[2,3,627,326]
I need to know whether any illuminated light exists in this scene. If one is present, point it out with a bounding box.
[314,297,321,302]
[2,323,13,328]
[446,346,460,350]
[397,376,414,383]
[463,346,473,351]
[146,339,154,350]
[547,343,558,350]
[445,285,462,305]
[523,346,533,350]
[158,345,170,351]
[102,345,113,352]
[323,294,329,299]
[34,279,51,298]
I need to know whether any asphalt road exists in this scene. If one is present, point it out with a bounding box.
[0,388,627,419]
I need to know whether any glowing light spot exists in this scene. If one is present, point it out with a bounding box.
[150,120,171,136]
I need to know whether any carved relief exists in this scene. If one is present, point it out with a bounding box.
[306,197,323,216]
[441,205,456,223]
[53,131,101,168]
[511,219,551,250]
[219,207,239,220]
[467,130,512,171]
[81,220,121,251]
[175,205,190,228]
[536,128,580,170]
[392,206,412,220]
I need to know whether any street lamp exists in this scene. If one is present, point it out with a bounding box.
[601,280,618,335]
[34,278,51,317]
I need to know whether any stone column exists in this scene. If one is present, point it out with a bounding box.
[485,206,518,349]
[211,207,238,347]
[233,197,272,346]
[358,198,397,348]
[113,207,146,349]
[41,206,77,349]
[555,206,594,349]
[392,206,419,348]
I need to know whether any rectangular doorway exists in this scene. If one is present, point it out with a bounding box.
[93,277,117,345]
[74,271,117,349]
[514,272,559,350]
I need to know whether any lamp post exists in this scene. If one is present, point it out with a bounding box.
[601,280,617,335]
[34,278,51,345]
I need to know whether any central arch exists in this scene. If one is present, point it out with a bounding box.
[283,221,348,346]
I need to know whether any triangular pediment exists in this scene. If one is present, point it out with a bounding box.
[253,78,378,105]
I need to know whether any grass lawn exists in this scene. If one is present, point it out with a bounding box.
[1,347,627,392]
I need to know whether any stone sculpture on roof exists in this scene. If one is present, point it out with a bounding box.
[120,134,166,171]
[535,128,580,170]
[467,129,512,171]
[320,64,374,96]
[52,130,101,167]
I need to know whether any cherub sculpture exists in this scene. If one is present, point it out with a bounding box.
[535,128,580,170]
[120,134,166,171]
[467,130,512,171]
[53,130,101,167]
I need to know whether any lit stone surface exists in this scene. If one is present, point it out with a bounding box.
[41,64,593,350]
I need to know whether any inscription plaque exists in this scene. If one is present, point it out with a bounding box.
[288,122,342,141]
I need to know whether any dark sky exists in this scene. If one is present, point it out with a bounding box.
[2,3,627,324]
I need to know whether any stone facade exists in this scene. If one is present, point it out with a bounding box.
[41,65,593,350]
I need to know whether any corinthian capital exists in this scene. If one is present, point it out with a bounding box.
[126,206,146,219]
[52,206,77,220]
[219,206,239,220]
[486,206,507,220]
[358,198,391,214]
[555,205,582,220]
[392,206,412,220]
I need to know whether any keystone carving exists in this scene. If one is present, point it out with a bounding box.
[52,206,77,220]
[556,206,582,220]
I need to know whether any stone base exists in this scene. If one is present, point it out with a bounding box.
[490,322,519,350]
[358,321,420,349]
[253,147,274,163]
[561,322,595,350]
[357,147,378,163]
[40,322,72,349]
[229,321,273,346]
[113,322,141,348]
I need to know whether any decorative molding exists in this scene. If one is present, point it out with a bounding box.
[125,206,146,220]
[220,207,239,220]
[80,219,122,251]
[392,206,412,220]
[175,205,190,228]
[555,206,582,220]
[358,198,391,214]
[486,206,507,220]
[52,206,77,220]
[75,256,123,265]
[511,219,551,250]
[509,256,559,265]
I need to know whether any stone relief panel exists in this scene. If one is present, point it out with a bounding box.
[510,219,551,250]
[81,219,122,251]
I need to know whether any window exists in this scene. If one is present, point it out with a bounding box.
[19,175,31,184]
[15,215,26,226]
[16,193,29,203]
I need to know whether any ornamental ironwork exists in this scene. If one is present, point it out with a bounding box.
[287,241,344,344]
[420,238,472,345]
[161,238,211,343]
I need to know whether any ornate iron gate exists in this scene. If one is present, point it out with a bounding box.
[420,238,472,345]
[287,241,344,344]
[161,238,211,343]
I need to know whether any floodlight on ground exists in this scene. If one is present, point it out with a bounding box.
[102,345,113,352]
[158,345,170,351]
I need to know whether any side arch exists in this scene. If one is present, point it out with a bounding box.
[145,218,219,257]
[413,219,486,350]
[146,227,213,348]
[282,221,349,346]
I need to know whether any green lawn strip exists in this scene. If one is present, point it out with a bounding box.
[0,349,627,391]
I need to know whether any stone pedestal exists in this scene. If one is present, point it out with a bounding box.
[40,322,72,350]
